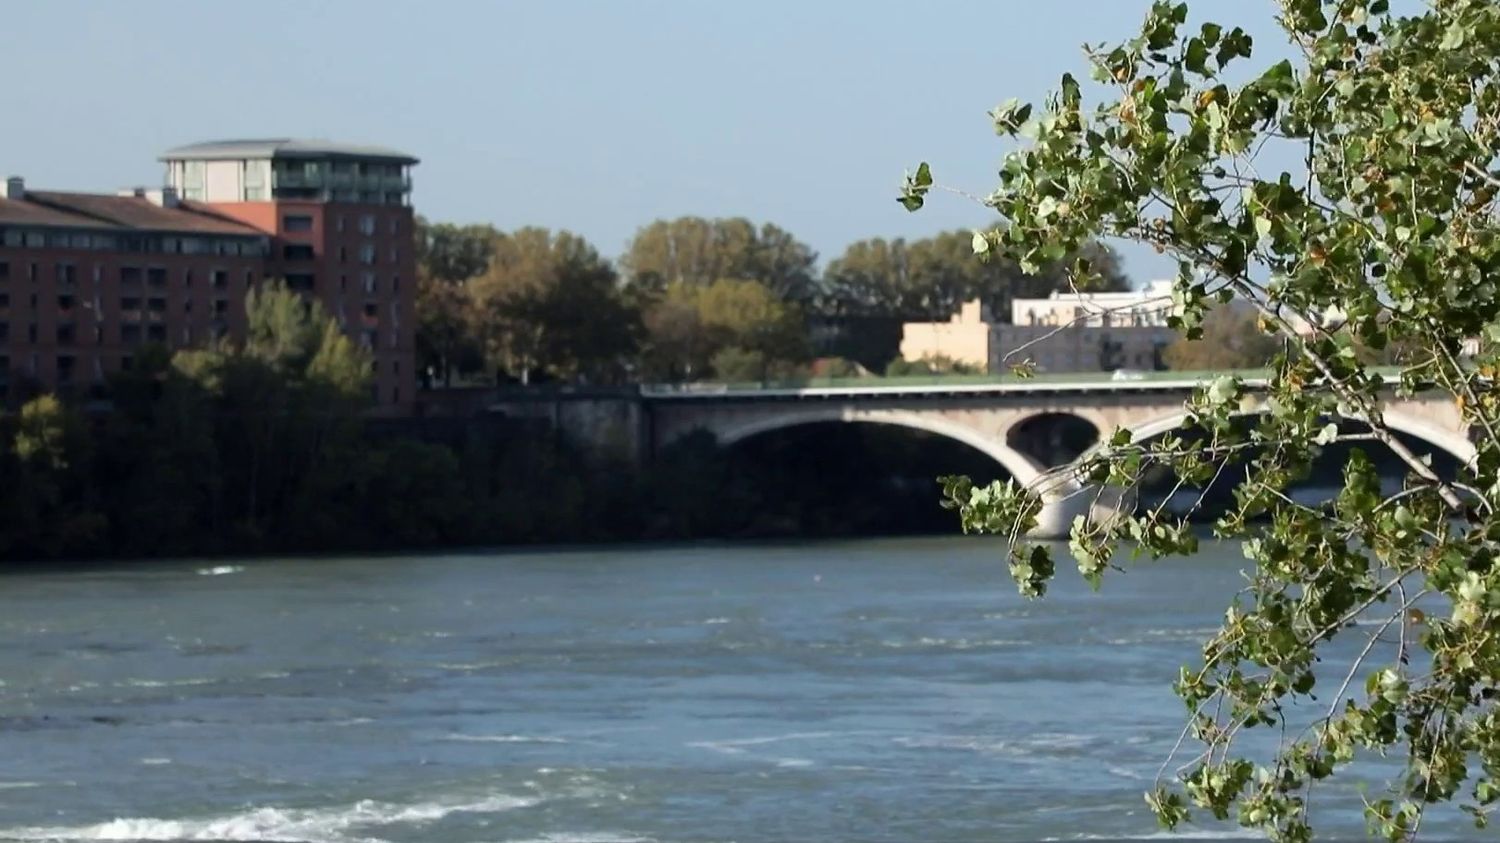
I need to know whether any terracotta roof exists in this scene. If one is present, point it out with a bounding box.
[0,196,120,230]
[161,138,418,164]
[21,192,266,236]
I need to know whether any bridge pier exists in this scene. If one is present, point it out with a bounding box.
[1027,477,1125,540]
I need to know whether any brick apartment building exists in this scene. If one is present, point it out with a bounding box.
[0,139,418,411]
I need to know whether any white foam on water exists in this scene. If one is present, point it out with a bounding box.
[1042,832,1264,841]
[0,792,537,842]
[894,731,1098,757]
[501,828,654,834]
[0,783,44,790]
[119,677,218,689]
[774,758,814,768]
[688,731,839,755]
[138,758,171,766]
[195,565,242,577]
[876,636,1031,650]
[445,733,569,744]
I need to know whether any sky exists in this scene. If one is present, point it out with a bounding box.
[8,0,1294,285]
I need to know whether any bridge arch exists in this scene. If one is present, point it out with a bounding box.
[714,408,1046,486]
[1005,411,1103,470]
[1078,407,1475,468]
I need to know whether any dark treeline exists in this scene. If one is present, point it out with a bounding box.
[414,216,1135,386]
[0,282,1009,563]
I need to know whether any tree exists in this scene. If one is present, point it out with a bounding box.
[622,216,819,301]
[471,227,640,384]
[1163,304,1281,370]
[822,230,1130,320]
[636,278,810,383]
[906,1,1500,838]
[637,284,715,381]
[176,282,372,544]
[415,275,481,386]
[414,217,499,284]
[412,218,495,385]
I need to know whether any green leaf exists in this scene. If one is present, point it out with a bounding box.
[1440,22,1467,51]
[1186,38,1209,74]
[1315,422,1339,445]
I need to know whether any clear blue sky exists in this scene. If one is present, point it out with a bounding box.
[9,0,1291,284]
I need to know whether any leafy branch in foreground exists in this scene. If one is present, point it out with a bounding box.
[919,1,1500,840]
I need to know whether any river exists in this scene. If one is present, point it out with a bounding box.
[0,538,1474,842]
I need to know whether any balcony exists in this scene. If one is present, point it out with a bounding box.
[357,175,412,193]
[272,171,325,189]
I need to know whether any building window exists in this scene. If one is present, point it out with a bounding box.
[147,267,167,287]
[0,262,8,281]
[359,244,376,265]
[28,263,37,282]
[358,214,376,236]
[121,354,135,371]
[120,266,142,285]
[245,269,254,287]
[283,214,314,233]
[211,270,228,290]
[286,273,316,292]
[213,298,229,316]
[336,215,346,233]
[57,355,75,384]
[56,324,75,346]
[283,244,315,260]
[94,325,103,345]
[392,275,400,295]
[389,245,399,263]
[57,294,74,314]
[362,273,377,294]
[0,324,8,342]
[147,325,166,344]
[362,302,379,320]
[27,323,37,344]
[147,297,167,313]
[389,217,399,235]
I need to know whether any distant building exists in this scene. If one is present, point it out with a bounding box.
[1001,279,1176,372]
[0,138,418,410]
[897,300,996,371]
[899,281,1180,374]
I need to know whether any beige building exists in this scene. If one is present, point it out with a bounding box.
[897,300,996,370]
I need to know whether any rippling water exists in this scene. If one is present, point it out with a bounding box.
[0,538,1473,842]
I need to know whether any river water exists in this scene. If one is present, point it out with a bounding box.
[0,538,1474,842]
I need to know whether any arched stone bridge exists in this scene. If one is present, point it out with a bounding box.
[486,376,1470,537]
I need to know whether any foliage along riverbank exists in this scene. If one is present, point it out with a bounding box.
[0,284,1006,564]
